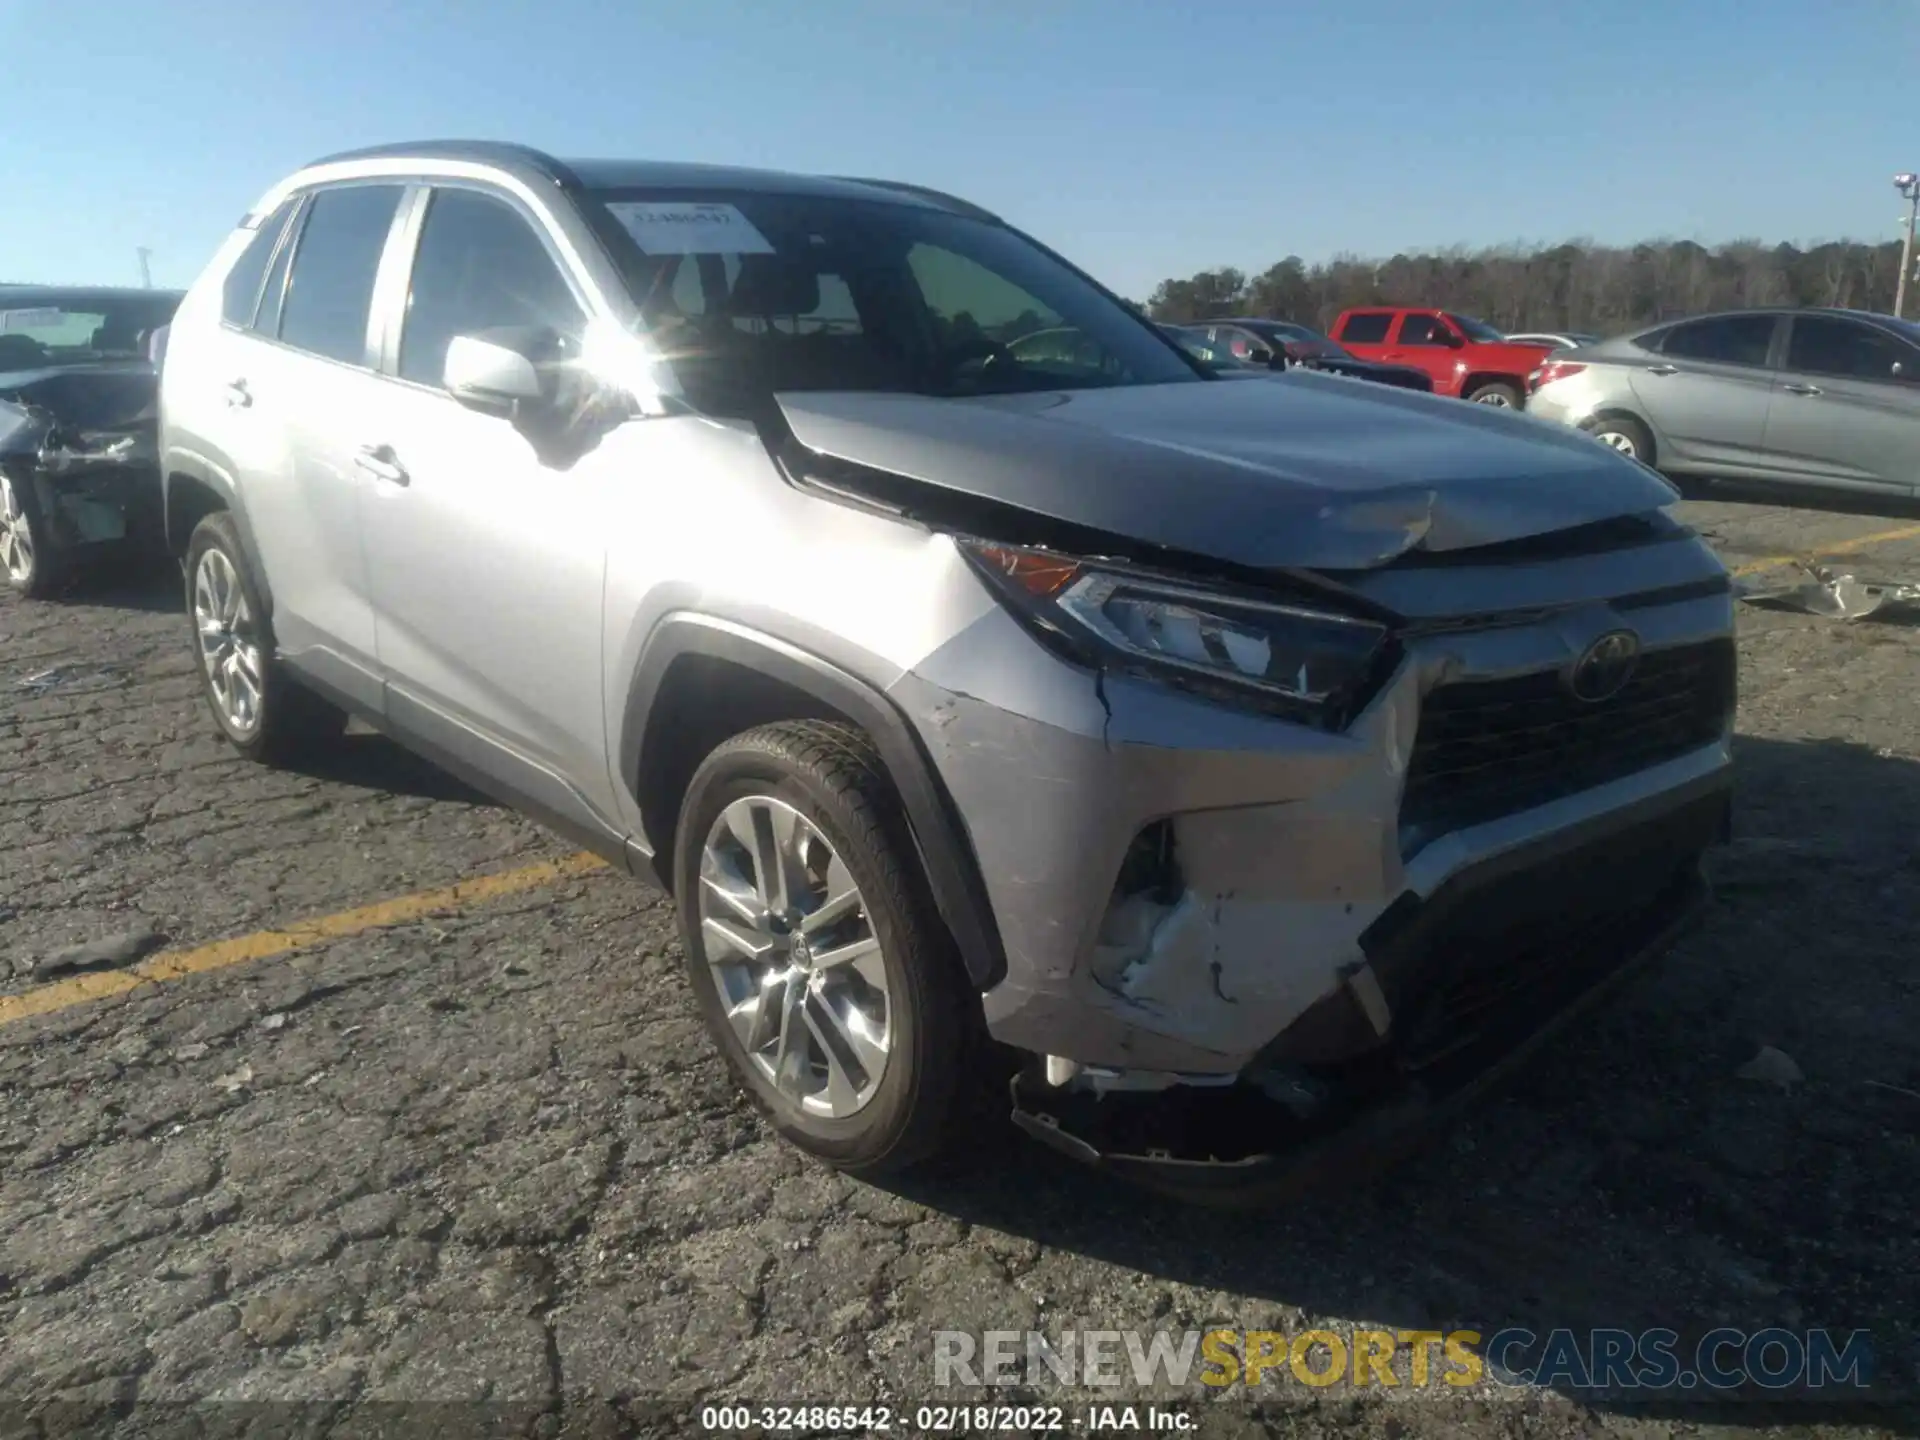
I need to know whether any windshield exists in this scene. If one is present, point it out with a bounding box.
[0,293,178,369]
[1446,313,1506,343]
[581,191,1200,411]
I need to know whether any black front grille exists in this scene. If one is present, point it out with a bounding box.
[1401,638,1734,843]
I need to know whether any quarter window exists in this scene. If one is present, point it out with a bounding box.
[278,185,405,366]
[221,199,297,329]
[1659,314,1775,368]
[399,188,586,387]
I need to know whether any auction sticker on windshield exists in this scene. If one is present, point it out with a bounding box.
[606,202,775,255]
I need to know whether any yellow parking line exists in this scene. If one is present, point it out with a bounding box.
[1728,521,1920,577]
[0,851,609,1029]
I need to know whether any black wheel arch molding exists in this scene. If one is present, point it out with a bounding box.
[161,448,275,613]
[621,613,1008,991]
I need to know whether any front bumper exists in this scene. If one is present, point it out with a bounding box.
[1004,788,1723,1203]
[35,460,164,553]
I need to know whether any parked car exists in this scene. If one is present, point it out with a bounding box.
[0,285,182,595]
[1526,307,1920,494]
[1505,331,1600,350]
[162,142,1732,1195]
[1189,318,1434,393]
[1328,307,1554,407]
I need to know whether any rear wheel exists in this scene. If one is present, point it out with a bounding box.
[0,470,63,598]
[673,719,979,1176]
[186,511,347,764]
[1466,380,1523,408]
[1587,415,1655,464]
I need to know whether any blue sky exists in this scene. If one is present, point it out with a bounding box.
[4,0,1915,298]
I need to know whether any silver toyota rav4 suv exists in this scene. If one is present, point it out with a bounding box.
[161,142,1734,1196]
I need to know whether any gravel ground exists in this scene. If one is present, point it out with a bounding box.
[1,495,1917,1439]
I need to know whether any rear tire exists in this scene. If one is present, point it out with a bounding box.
[186,511,347,765]
[1,470,64,599]
[673,719,980,1176]
[1587,414,1655,465]
[1466,380,1523,408]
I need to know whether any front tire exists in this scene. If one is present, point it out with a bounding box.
[673,719,978,1176]
[1466,380,1523,408]
[186,512,347,764]
[0,470,63,599]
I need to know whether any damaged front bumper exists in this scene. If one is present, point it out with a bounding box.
[1006,789,1724,1202]
[0,407,164,559]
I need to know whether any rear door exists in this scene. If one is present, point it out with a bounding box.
[213,183,408,710]
[1628,313,1781,476]
[1761,313,1920,494]
[1331,310,1394,363]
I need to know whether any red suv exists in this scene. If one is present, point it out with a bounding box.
[1327,308,1554,408]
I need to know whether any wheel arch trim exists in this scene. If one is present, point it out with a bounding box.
[162,448,275,615]
[622,613,1008,990]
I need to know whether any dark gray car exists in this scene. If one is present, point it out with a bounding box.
[1528,307,1920,496]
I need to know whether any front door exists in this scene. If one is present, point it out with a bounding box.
[356,183,623,838]
[1762,313,1920,494]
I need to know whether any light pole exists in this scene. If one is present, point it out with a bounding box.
[136,247,153,290]
[1895,174,1918,318]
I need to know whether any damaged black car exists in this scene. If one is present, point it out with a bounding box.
[0,286,182,596]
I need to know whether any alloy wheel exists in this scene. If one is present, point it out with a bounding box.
[698,794,891,1118]
[1595,429,1638,457]
[1473,391,1515,407]
[193,547,265,734]
[0,473,35,585]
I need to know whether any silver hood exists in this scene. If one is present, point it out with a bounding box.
[775,371,1682,570]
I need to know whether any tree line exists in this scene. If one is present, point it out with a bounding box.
[1140,238,1912,335]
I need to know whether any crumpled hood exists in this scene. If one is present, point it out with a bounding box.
[776,372,1679,570]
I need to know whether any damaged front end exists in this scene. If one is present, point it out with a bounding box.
[870,487,1734,1203]
[0,371,165,580]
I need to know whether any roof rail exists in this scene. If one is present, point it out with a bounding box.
[831,177,1000,223]
[302,140,583,190]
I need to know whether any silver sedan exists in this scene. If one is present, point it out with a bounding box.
[1526,307,1920,498]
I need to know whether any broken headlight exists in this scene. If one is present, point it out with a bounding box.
[961,540,1391,728]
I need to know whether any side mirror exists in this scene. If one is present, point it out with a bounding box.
[444,327,568,423]
[1247,344,1276,367]
[1443,330,1466,348]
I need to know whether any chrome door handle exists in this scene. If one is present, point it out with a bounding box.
[1783,382,1822,397]
[1644,364,1679,376]
[353,445,409,486]
[223,379,251,408]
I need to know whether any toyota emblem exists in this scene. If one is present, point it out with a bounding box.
[1566,629,1642,703]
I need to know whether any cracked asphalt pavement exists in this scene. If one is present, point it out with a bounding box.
[2,494,1919,1438]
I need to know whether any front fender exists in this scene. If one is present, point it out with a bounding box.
[621,612,1007,990]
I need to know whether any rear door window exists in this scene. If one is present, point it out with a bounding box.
[1339,312,1392,344]
[277,184,406,366]
[1659,314,1776,368]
